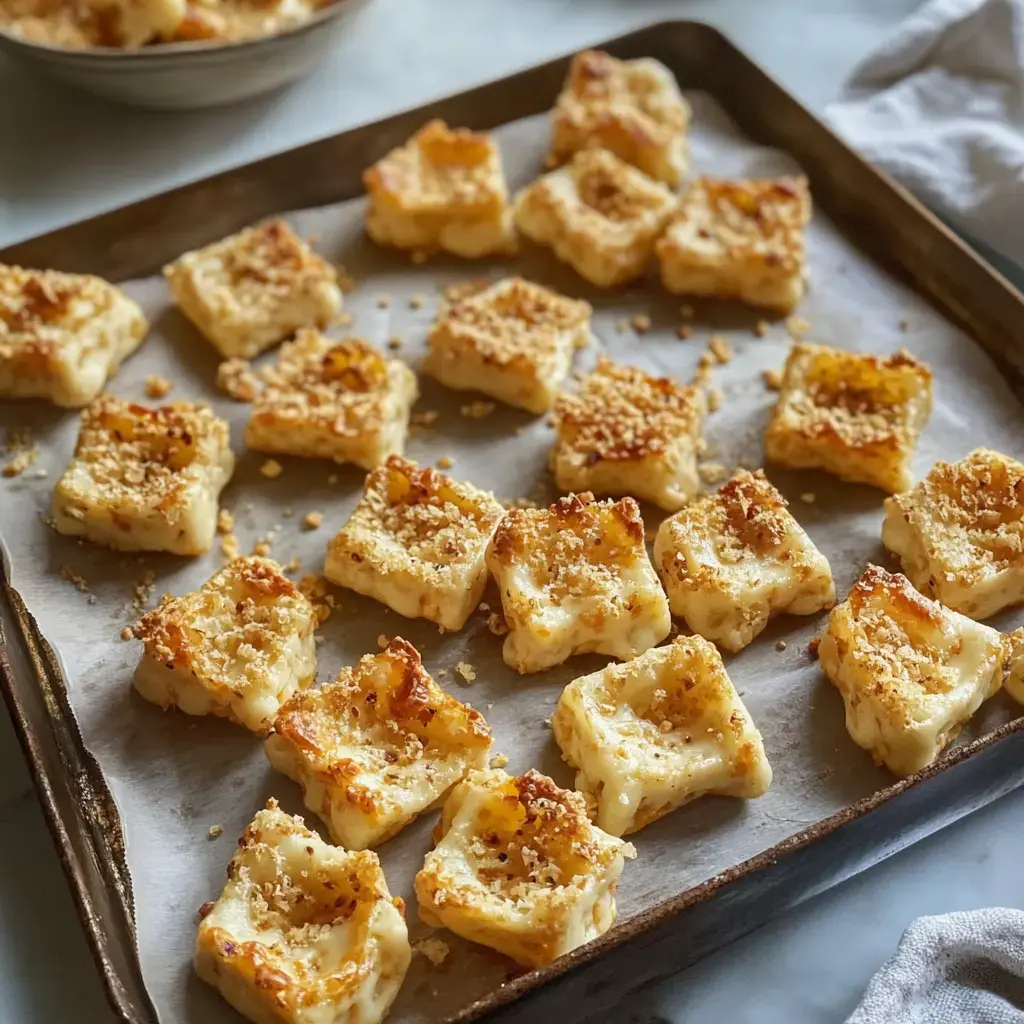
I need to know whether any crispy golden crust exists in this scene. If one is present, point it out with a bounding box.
[196,800,410,1024]
[414,768,633,966]
[882,448,1024,618]
[550,357,706,511]
[514,148,677,288]
[654,470,835,651]
[0,264,148,407]
[552,637,772,835]
[550,50,691,187]
[764,343,933,493]
[267,638,492,849]
[363,120,514,258]
[818,565,1006,776]
[245,330,417,469]
[423,277,591,413]
[164,219,341,359]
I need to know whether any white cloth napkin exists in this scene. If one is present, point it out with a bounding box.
[846,909,1024,1022]
[826,0,1024,267]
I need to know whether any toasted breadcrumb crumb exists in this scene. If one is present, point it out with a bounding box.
[808,635,821,657]
[285,556,301,574]
[221,533,239,559]
[776,639,788,651]
[460,401,496,419]
[377,294,390,309]
[490,753,509,769]
[800,492,816,504]
[217,508,235,535]
[335,266,357,293]
[252,540,272,557]
[410,294,425,310]
[2,449,37,477]
[411,410,440,427]
[121,626,134,641]
[131,570,156,612]
[755,320,770,338]
[763,368,784,391]
[412,937,450,967]
[298,574,332,624]
[376,634,389,649]
[216,358,259,402]
[336,311,354,327]
[699,462,728,484]
[207,824,223,839]
[709,335,733,364]
[59,565,90,594]
[631,314,652,334]
[487,612,509,636]
[387,335,403,351]
[676,324,692,339]
[786,315,811,337]
[260,459,283,479]
[144,374,174,399]
[436,456,454,469]
[707,387,725,412]
[443,278,491,304]
[302,510,323,531]
[455,661,477,684]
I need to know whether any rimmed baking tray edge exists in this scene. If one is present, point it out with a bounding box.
[3,18,1024,1024]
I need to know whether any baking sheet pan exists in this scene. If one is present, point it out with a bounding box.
[2,21,1024,1024]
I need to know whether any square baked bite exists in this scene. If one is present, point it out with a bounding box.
[550,357,706,512]
[654,469,835,651]
[882,448,1024,620]
[163,219,342,359]
[764,343,933,494]
[422,277,591,414]
[414,768,634,967]
[1004,628,1024,706]
[324,455,505,631]
[553,636,772,836]
[245,330,418,470]
[657,177,811,313]
[132,556,316,734]
[486,492,670,674]
[818,565,1006,777]
[549,50,691,188]
[363,119,515,259]
[514,148,677,288]
[196,799,410,1024]
[52,395,234,555]
[0,264,147,407]
[266,637,492,850]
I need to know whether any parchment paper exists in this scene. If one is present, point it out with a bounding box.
[2,96,1023,1024]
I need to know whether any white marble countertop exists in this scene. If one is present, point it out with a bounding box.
[3,1,1024,1021]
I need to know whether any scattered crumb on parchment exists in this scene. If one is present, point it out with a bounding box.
[763,368,784,391]
[460,401,495,419]
[217,508,235,535]
[412,937,450,967]
[302,511,324,531]
[144,374,173,399]
[490,753,509,769]
[207,824,223,839]
[216,358,258,402]
[454,661,476,684]
[260,459,283,480]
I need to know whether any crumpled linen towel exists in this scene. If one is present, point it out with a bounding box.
[846,909,1024,1022]
[826,0,1024,267]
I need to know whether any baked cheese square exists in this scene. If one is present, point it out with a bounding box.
[196,799,410,1024]
[132,556,316,734]
[657,177,811,313]
[549,50,691,188]
[363,119,515,259]
[0,264,147,407]
[818,565,1005,777]
[323,455,505,631]
[764,343,933,494]
[882,448,1024,620]
[245,330,418,470]
[422,277,591,414]
[1004,627,1024,706]
[486,492,670,674]
[164,219,342,359]
[266,637,492,850]
[550,357,706,512]
[52,395,234,555]
[514,148,677,288]
[552,636,772,836]
[414,768,634,967]
[654,469,835,651]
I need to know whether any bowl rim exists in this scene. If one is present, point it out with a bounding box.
[0,0,360,61]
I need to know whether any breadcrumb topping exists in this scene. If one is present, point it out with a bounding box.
[554,357,703,462]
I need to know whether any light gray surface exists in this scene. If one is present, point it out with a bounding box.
[3,2,1023,1023]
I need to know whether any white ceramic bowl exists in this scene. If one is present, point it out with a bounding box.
[0,0,369,110]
